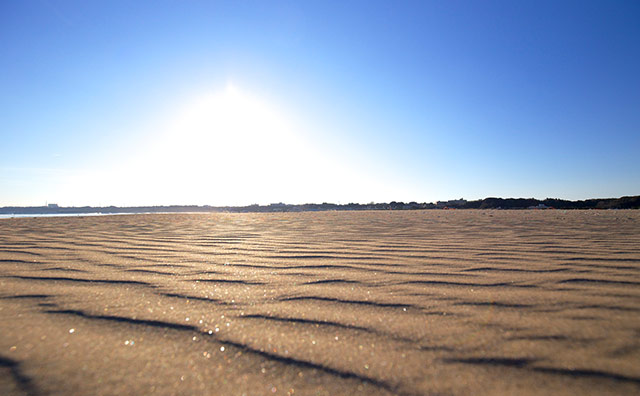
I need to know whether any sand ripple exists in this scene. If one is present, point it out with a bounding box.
[1,210,639,395]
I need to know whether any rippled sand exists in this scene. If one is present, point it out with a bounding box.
[1,210,639,395]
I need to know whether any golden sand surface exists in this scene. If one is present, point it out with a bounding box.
[0,210,639,396]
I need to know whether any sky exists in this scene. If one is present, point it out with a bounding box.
[1,0,639,207]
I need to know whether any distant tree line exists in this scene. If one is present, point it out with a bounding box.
[1,195,638,215]
[448,196,640,210]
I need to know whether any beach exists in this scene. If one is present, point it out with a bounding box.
[1,210,639,395]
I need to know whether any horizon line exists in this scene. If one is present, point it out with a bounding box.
[3,194,639,209]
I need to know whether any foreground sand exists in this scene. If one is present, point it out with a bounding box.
[0,210,639,395]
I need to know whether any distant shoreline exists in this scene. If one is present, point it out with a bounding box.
[1,195,638,215]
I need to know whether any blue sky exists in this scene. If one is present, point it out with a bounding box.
[1,1,639,206]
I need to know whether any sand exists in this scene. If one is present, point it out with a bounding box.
[0,210,639,395]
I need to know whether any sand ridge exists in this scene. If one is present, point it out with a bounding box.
[1,210,639,395]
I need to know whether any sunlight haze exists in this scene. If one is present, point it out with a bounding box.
[48,84,408,206]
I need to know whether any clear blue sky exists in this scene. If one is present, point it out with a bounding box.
[1,0,639,206]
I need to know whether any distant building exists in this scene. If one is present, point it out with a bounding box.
[268,202,287,212]
[47,203,59,208]
[528,203,551,209]
[436,198,467,208]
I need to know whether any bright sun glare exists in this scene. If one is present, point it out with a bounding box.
[138,85,310,204]
[62,84,392,206]
[105,85,370,205]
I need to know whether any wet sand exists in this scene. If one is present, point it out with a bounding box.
[1,210,639,395]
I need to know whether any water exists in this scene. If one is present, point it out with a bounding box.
[0,212,131,219]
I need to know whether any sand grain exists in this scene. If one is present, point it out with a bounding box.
[1,211,639,395]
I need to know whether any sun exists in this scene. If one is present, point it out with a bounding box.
[161,84,297,173]
[128,84,322,205]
